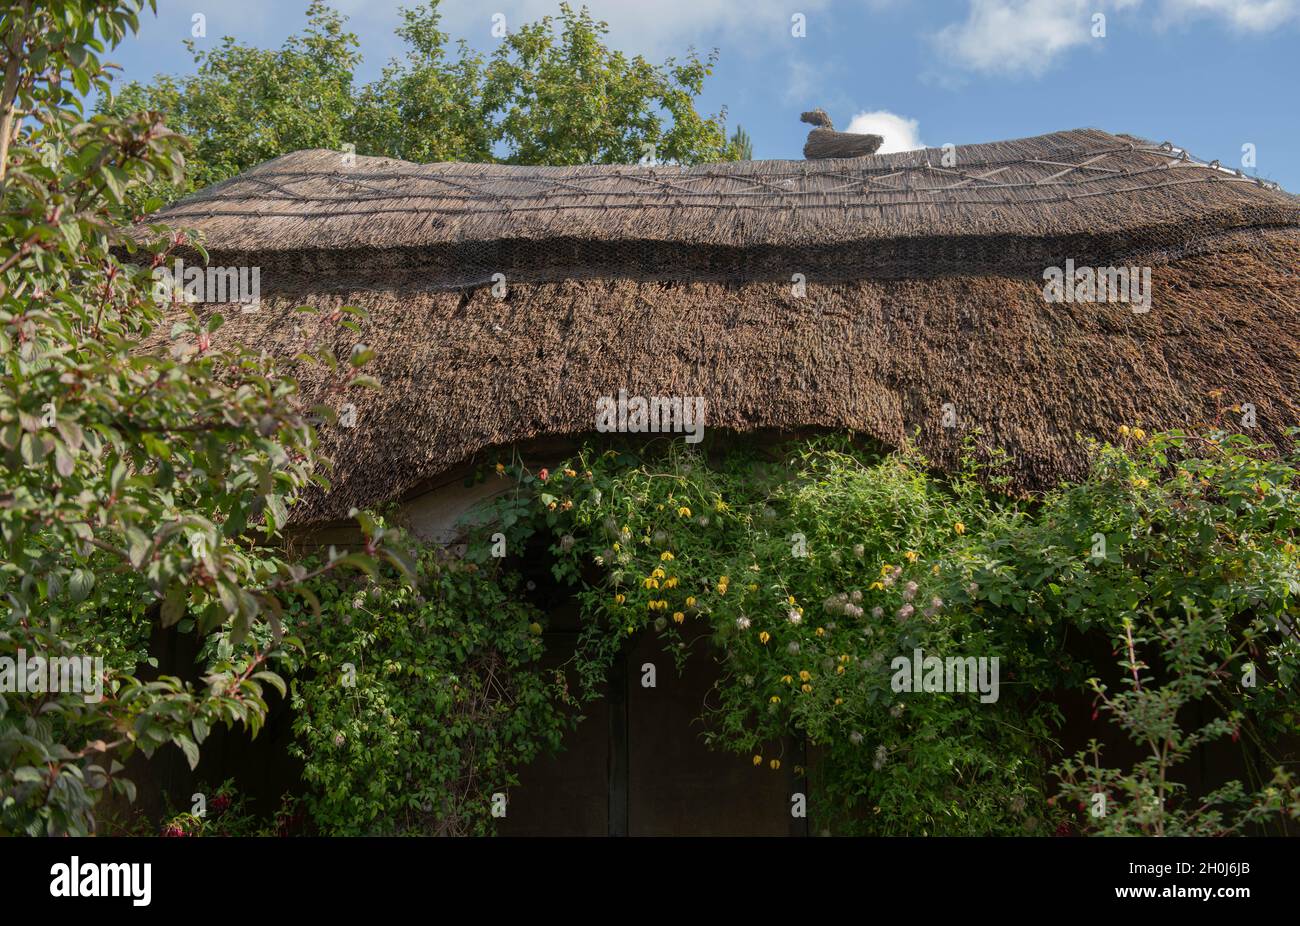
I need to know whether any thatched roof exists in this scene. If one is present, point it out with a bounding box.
[143,128,1300,525]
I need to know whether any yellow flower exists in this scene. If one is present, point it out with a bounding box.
[801,683,812,693]
[839,654,850,663]
[782,675,794,685]
[953,522,966,536]
[834,697,844,706]
[642,577,659,589]
[529,622,543,635]
[612,543,620,552]
[870,581,884,591]
[672,611,685,624]
[677,506,692,517]
[836,666,845,675]
[547,502,557,511]
[769,759,781,770]
[753,755,763,766]
[714,498,728,512]
[787,595,796,605]
[904,551,918,563]
[685,596,697,607]
[564,468,577,478]
[614,594,626,605]
[759,631,771,645]
[664,576,679,589]
[495,462,506,475]
[660,551,674,561]
[880,564,893,576]
[651,567,665,579]
[799,670,811,682]
[931,565,940,575]
[719,575,730,585]
[748,583,758,592]
[1119,425,1131,437]
[626,625,635,635]
[1132,428,1146,441]
[716,584,728,596]
[815,627,825,637]
[769,695,781,704]
[1131,477,1149,489]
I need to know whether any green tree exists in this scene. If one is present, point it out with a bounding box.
[0,0,404,835]
[727,125,753,160]
[103,0,738,205]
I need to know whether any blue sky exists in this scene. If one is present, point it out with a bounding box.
[108,0,1300,189]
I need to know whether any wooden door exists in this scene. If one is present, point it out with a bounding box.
[499,628,796,836]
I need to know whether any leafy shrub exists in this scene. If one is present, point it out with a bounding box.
[286,543,576,835]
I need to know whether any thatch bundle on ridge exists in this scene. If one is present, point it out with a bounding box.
[140,127,1300,526]
[801,108,884,159]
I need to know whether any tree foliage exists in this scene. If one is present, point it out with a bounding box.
[102,0,740,208]
[0,0,405,835]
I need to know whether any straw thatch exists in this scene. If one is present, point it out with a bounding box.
[797,109,883,159]
[803,128,885,160]
[141,128,1300,525]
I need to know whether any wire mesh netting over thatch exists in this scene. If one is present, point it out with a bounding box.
[140,128,1300,524]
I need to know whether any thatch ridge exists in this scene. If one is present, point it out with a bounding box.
[146,129,1298,260]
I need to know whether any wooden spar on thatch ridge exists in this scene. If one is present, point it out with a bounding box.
[801,108,884,159]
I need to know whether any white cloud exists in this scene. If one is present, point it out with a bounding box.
[1156,0,1299,31]
[932,0,1294,78]
[844,110,926,152]
[931,0,1106,77]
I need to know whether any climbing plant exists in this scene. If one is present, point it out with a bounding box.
[458,426,1300,836]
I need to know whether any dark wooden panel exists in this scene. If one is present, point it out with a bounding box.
[496,636,609,836]
[626,630,791,836]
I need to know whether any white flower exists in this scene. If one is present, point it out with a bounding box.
[871,606,884,619]
[896,604,914,620]
[787,609,802,625]
[902,581,918,601]
[787,641,801,654]
[735,615,751,630]
[849,731,864,746]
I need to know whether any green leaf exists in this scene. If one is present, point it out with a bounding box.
[160,584,187,628]
[68,568,95,603]
[174,734,200,770]
[253,671,288,698]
